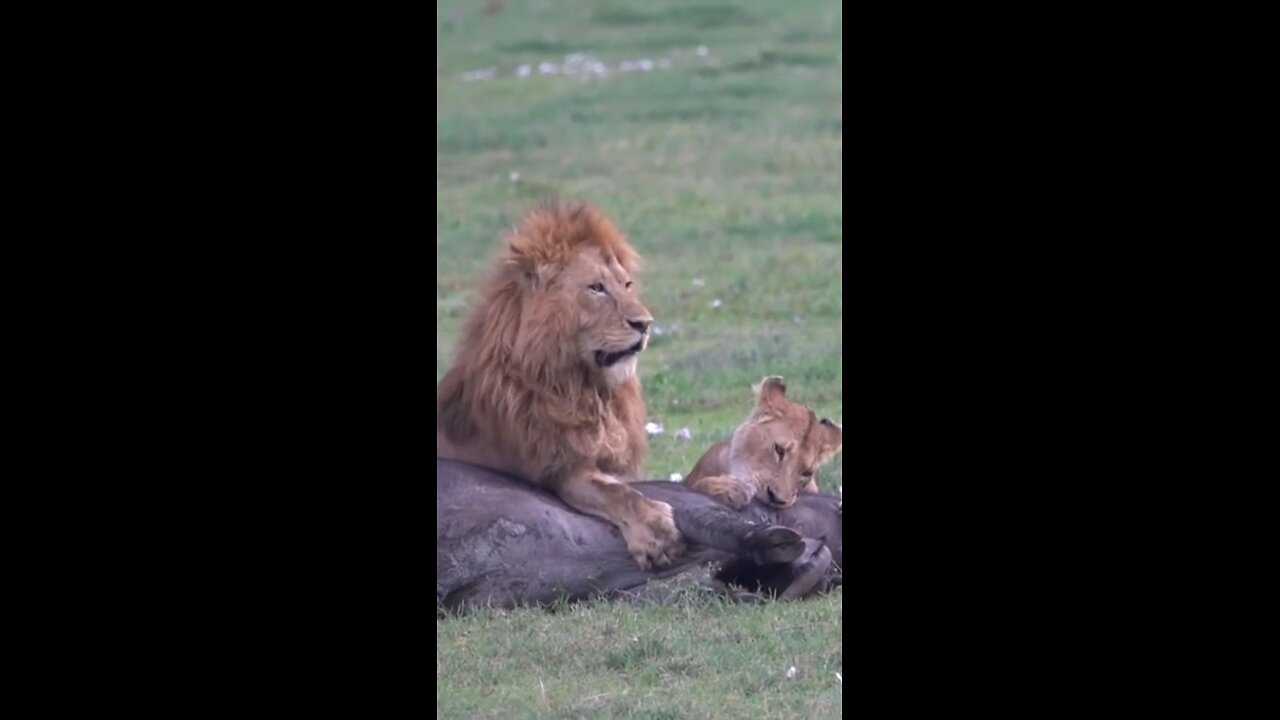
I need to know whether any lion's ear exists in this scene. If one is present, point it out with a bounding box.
[504,243,554,291]
[506,226,549,274]
[519,265,555,291]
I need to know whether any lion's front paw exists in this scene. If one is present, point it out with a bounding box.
[623,500,685,570]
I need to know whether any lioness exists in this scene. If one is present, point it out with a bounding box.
[436,201,683,568]
[685,376,843,509]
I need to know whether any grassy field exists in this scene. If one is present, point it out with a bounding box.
[438,1,842,716]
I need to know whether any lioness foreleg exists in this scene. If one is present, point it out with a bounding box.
[685,473,754,510]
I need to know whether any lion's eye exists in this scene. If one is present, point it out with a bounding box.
[774,444,786,459]
[625,280,634,289]
[588,283,606,293]
[801,470,814,478]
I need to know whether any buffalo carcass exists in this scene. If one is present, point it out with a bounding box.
[437,459,842,611]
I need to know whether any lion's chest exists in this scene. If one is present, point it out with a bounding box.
[592,407,641,475]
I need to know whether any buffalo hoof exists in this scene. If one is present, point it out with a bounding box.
[779,540,833,600]
[742,524,805,565]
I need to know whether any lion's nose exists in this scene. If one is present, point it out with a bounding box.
[767,487,782,505]
[628,319,651,334]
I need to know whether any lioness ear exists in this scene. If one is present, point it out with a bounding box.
[817,418,843,464]
[752,376,787,405]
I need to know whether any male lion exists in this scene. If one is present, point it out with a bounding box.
[684,377,843,509]
[436,201,683,568]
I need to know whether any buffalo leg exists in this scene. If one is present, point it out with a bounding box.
[716,539,834,600]
[672,503,804,565]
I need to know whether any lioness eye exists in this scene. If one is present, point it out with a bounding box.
[625,280,634,289]
[801,470,814,478]
[774,443,786,458]
[588,283,605,293]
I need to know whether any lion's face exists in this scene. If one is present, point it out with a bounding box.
[728,378,843,508]
[558,248,653,385]
[491,203,654,388]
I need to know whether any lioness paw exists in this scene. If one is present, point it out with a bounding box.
[696,475,753,510]
[719,483,753,510]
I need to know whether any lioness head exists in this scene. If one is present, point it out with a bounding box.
[502,201,653,386]
[728,377,843,508]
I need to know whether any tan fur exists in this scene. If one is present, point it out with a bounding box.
[437,201,682,568]
[685,377,842,509]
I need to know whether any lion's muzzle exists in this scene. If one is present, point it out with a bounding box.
[595,337,646,367]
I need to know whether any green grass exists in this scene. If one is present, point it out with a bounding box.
[438,594,842,719]
[438,1,841,716]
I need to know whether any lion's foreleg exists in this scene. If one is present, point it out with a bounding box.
[552,471,685,570]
